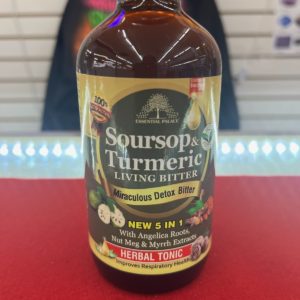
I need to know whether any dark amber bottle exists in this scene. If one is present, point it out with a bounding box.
[77,0,221,293]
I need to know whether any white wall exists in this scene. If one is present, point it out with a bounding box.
[0,0,300,133]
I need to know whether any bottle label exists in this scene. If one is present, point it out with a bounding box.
[77,74,221,275]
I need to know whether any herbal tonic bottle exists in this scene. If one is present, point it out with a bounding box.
[77,0,221,293]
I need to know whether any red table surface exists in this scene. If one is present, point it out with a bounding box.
[1,177,300,300]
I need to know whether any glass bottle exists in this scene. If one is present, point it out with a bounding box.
[77,0,221,293]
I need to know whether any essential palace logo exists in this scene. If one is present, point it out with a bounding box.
[136,94,179,124]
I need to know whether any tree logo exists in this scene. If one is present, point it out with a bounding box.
[136,93,179,124]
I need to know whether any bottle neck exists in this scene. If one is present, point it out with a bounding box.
[118,0,181,12]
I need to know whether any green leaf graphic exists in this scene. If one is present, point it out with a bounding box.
[106,198,116,212]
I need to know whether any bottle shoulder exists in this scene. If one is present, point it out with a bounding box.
[77,10,221,78]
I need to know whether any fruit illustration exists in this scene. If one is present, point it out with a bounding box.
[206,196,214,214]
[190,235,210,261]
[186,191,213,227]
[89,186,126,227]
[191,216,201,225]
[88,190,102,209]
[98,204,111,224]
[88,186,105,210]
[191,243,202,261]
[202,236,209,252]
[195,235,204,246]
[101,238,110,256]
[96,238,117,259]
[111,206,125,228]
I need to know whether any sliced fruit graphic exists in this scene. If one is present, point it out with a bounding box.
[111,206,125,228]
[98,204,111,224]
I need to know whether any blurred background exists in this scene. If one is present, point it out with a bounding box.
[0,0,300,134]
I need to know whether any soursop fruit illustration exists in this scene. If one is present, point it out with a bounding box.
[98,204,111,224]
[88,186,105,210]
[88,190,102,209]
[110,205,125,228]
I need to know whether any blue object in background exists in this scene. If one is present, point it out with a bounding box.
[275,35,291,48]
[279,15,292,27]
